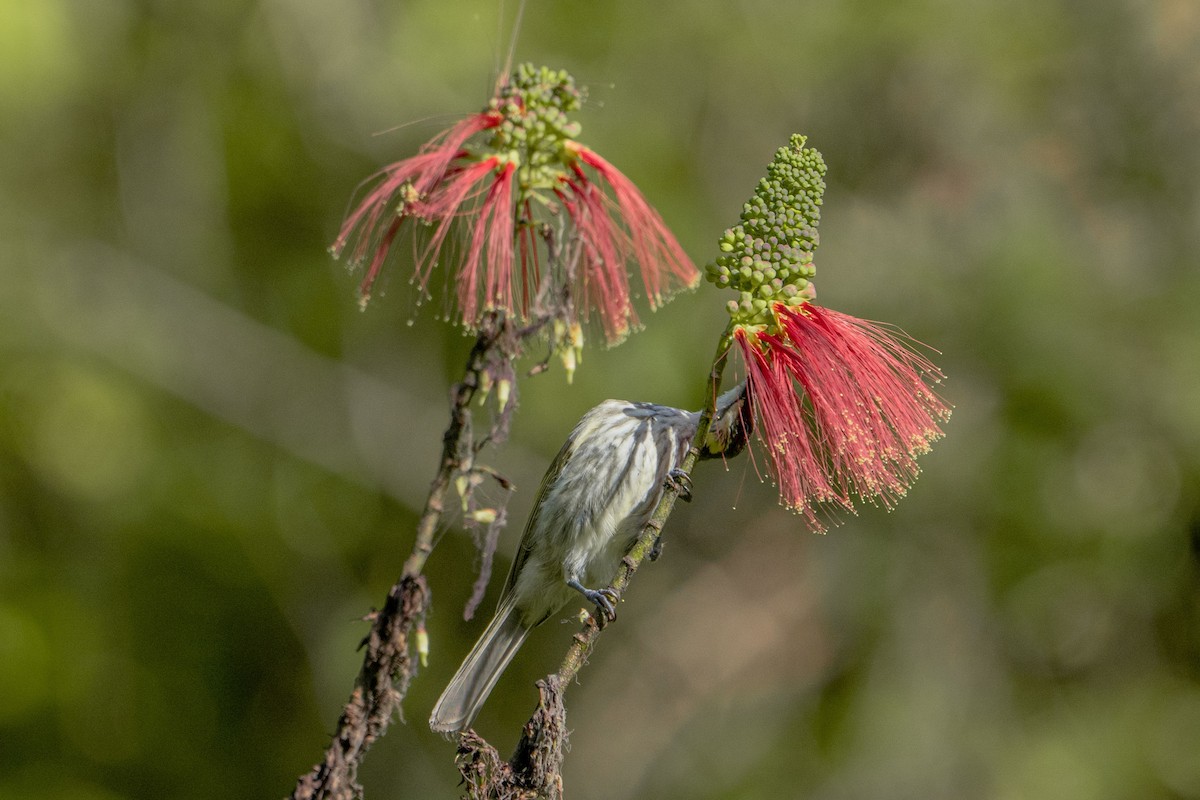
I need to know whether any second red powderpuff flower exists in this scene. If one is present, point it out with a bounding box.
[332,64,699,346]
[707,135,951,531]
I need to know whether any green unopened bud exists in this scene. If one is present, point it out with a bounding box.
[470,508,498,524]
[570,321,584,357]
[477,370,493,406]
[558,324,582,385]
[496,378,512,411]
[455,475,470,511]
[416,624,429,667]
[561,348,576,383]
[705,134,827,308]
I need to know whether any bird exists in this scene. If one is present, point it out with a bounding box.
[429,382,751,733]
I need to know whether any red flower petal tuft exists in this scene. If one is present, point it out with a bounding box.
[736,327,843,531]
[575,148,700,306]
[332,112,503,306]
[738,302,950,529]
[457,161,517,321]
[333,112,500,262]
[409,158,500,302]
[558,166,636,342]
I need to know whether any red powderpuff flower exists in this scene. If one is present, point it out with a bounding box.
[709,134,948,529]
[330,64,698,343]
[331,112,502,306]
[735,302,951,531]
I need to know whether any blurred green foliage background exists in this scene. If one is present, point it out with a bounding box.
[2,1,1199,798]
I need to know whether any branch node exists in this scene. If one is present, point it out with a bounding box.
[456,677,567,800]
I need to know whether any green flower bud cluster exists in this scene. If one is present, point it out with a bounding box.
[487,64,586,195]
[704,134,827,329]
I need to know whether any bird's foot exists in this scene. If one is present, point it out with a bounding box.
[666,468,693,502]
[567,579,618,627]
[649,535,665,562]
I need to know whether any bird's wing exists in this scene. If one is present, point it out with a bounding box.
[497,433,577,599]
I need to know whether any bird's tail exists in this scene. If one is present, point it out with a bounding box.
[429,599,530,733]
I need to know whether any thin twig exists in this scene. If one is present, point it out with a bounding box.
[288,314,516,800]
